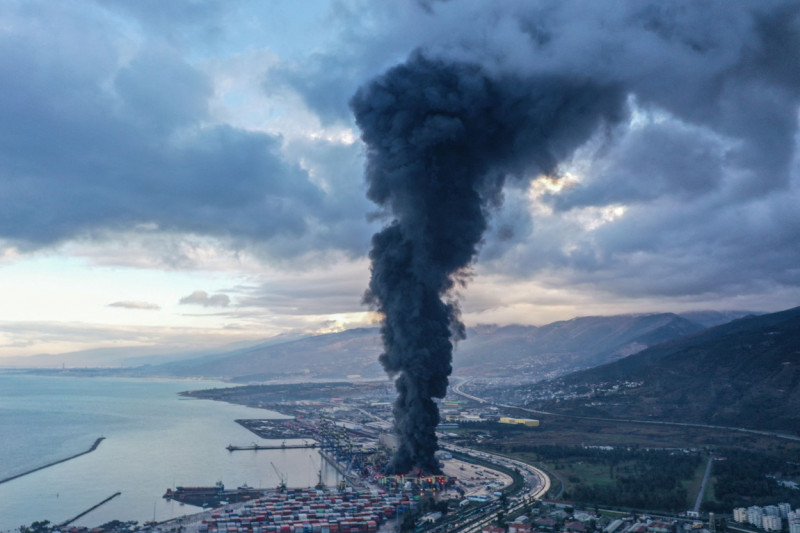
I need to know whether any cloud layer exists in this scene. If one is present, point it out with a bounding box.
[0,1,371,259]
[0,0,798,359]
[339,0,800,308]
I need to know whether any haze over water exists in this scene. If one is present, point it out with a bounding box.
[0,374,339,531]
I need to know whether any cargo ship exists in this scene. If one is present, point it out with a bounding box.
[164,481,225,500]
[164,482,262,507]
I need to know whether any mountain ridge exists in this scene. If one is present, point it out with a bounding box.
[529,306,800,433]
[0,310,757,384]
[125,312,724,381]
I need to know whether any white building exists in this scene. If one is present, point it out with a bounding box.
[733,508,747,523]
[747,506,763,528]
[778,503,792,518]
[764,505,781,518]
[763,515,782,532]
[789,513,800,533]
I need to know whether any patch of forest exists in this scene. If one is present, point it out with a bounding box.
[702,449,800,512]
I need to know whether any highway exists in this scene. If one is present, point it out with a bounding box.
[451,378,800,442]
[422,443,550,532]
[442,443,550,500]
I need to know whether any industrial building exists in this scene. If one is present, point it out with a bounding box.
[499,417,539,427]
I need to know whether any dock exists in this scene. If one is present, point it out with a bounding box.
[319,450,363,488]
[318,450,347,477]
[226,441,318,452]
[0,437,106,486]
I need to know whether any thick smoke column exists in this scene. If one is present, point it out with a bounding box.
[351,54,625,474]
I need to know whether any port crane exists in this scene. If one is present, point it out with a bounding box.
[309,454,325,490]
[270,462,287,492]
[339,456,355,490]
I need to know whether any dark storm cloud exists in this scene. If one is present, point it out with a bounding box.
[0,2,362,256]
[549,120,729,208]
[552,1,800,202]
[3,0,799,312]
[385,0,800,306]
[287,1,800,201]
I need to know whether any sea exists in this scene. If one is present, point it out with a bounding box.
[0,373,341,532]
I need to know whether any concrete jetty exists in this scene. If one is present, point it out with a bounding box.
[57,491,121,527]
[0,437,105,486]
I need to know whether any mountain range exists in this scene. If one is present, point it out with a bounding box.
[126,312,714,381]
[7,305,797,432]
[525,306,800,433]
[4,309,747,382]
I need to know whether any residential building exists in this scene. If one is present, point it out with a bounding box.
[788,512,800,533]
[747,506,763,528]
[763,515,781,532]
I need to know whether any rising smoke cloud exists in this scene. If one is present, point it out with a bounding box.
[351,54,625,473]
[349,1,800,475]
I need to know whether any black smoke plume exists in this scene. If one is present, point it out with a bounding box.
[351,53,625,474]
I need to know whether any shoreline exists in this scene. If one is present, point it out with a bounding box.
[0,437,105,486]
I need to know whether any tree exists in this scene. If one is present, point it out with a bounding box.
[20,521,51,533]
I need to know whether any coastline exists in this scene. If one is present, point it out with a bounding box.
[0,375,329,530]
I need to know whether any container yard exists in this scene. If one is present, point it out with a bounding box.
[194,487,417,533]
[152,382,524,533]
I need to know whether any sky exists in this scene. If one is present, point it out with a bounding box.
[1,0,799,360]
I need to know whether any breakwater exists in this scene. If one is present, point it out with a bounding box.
[0,437,105,485]
[57,492,121,527]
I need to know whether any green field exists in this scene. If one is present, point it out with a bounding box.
[471,444,703,512]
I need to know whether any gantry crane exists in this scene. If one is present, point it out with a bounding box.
[271,462,287,492]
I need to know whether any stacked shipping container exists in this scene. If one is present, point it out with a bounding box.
[198,488,418,533]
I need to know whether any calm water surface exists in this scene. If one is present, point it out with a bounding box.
[0,373,338,531]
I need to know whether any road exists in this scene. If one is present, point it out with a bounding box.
[451,378,800,442]
[442,443,550,500]
[693,455,713,513]
[427,444,550,532]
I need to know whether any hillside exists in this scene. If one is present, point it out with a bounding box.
[454,313,704,378]
[134,327,385,381]
[529,306,800,433]
[132,312,706,382]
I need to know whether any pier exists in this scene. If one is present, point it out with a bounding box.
[0,437,105,485]
[57,492,121,527]
[226,441,317,452]
[319,450,363,488]
[318,450,347,477]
